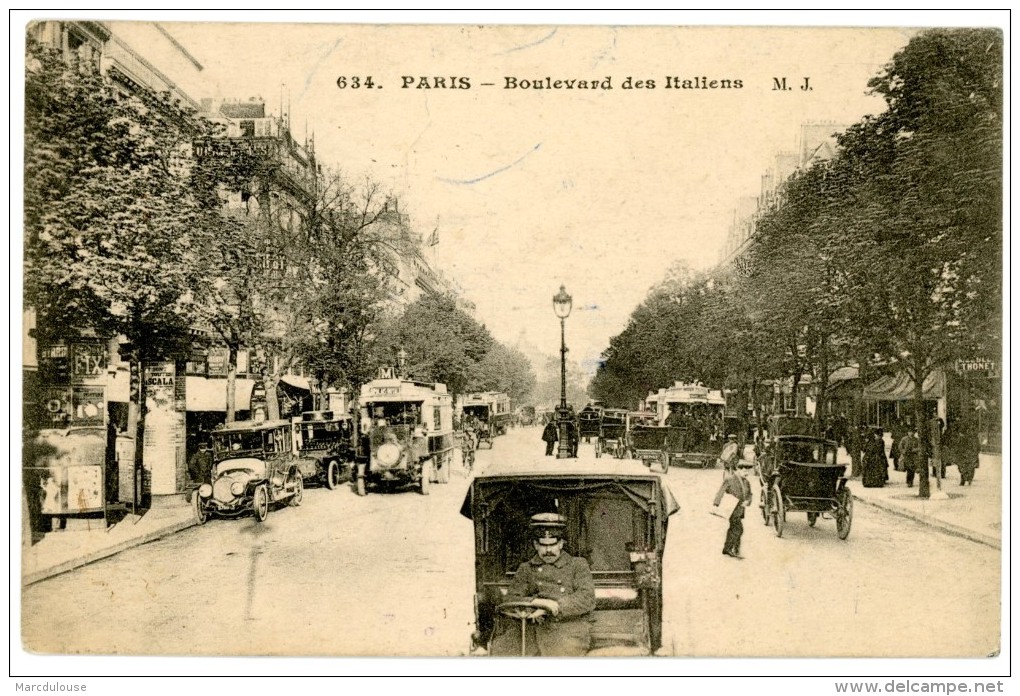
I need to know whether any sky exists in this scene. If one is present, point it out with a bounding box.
[17,12,999,376]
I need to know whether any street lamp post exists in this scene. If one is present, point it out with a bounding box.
[552,285,573,459]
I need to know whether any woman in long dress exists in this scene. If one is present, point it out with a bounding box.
[862,429,888,488]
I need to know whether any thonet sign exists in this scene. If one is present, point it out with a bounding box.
[954,359,999,377]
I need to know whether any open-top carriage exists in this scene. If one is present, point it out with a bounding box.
[462,459,679,656]
[627,425,670,473]
[595,409,628,459]
[758,433,852,539]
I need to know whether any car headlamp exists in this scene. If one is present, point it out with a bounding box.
[376,442,401,467]
[230,481,245,496]
[198,483,213,499]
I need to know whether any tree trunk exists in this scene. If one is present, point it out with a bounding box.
[913,367,931,499]
[734,385,750,450]
[265,376,281,421]
[225,343,238,423]
[132,350,149,510]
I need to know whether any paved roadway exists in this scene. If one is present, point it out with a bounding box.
[22,426,1000,658]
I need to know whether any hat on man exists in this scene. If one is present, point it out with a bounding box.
[530,512,566,544]
[727,434,737,440]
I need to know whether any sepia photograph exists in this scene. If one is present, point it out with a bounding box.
[12,9,1008,685]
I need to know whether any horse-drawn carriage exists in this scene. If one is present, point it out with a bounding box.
[758,428,852,539]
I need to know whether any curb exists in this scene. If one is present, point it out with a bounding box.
[23,517,199,587]
[852,494,1000,551]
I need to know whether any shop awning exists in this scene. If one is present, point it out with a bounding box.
[280,374,311,391]
[186,377,255,412]
[863,370,945,402]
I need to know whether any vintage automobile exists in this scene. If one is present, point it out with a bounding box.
[595,409,628,459]
[197,419,304,523]
[577,404,603,443]
[357,377,455,496]
[293,410,356,490]
[660,382,727,468]
[758,432,852,539]
[462,458,680,656]
[517,406,536,427]
[460,392,512,448]
[627,425,670,473]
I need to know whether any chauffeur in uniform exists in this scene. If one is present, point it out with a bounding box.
[489,513,596,656]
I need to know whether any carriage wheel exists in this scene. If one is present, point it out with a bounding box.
[836,490,853,540]
[761,484,772,526]
[807,512,819,527]
[772,483,785,538]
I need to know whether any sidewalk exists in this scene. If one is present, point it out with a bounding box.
[22,504,198,586]
[837,449,1003,550]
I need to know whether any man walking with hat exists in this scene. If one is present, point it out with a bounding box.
[713,457,753,559]
[489,512,596,656]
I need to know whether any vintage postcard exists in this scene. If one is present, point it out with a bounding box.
[15,12,1006,681]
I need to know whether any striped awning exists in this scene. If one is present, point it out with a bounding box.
[863,370,945,402]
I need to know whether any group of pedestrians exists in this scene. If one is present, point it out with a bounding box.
[849,417,981,489]
[541,413,578,457]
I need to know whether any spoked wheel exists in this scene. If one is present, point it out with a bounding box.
[836,490,853,540]
[194,492,208,525]
[773,483,785,538]
[420,460,433,496]
[253,484,270,522]
[326,460,341,490]
[807,512,819,527]
[761,483,772,526]
[288,471,303,506]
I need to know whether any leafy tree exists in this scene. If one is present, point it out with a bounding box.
[379,293,493,397]
[24,41,231,482]
[839,28,1002,497]
[467,342,537,406]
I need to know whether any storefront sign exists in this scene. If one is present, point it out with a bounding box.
[954,359,999,377]
[71,341,108,381]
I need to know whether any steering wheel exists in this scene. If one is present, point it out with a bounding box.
[498,601,547,657]
[498,600,546,620]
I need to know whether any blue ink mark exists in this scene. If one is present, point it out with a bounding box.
[499,28,557,54]
[439,143,541,185]
[300,38,345,100]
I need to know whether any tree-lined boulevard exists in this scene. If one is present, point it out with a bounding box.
[23,427,999,658]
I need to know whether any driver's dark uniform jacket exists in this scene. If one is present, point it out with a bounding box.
[494,551,596,655]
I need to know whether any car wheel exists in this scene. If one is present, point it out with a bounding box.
[420,460,432,495]
[289,471,303,506]
[194,492,208,525]
[253,484,270,522]
[326,460,340,490]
